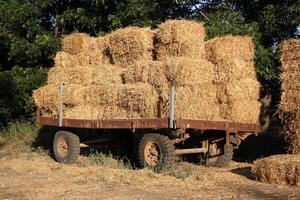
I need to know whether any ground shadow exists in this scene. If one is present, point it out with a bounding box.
[234,118,288,162]
[231,167,255,180]
[32,125,59,151]
[32,126,135,164]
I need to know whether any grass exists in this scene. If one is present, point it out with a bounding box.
[0,121,204,181]
[0,121,44,157]
[79,151,132,170]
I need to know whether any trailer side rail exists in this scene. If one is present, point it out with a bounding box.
[36,116,261,133]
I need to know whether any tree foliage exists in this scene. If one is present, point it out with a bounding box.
[0,0,299,125]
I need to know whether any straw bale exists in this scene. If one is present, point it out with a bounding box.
[81,83,159,118]
[154,20,205,60]
[279,39,300,154]
[118,83,159,118]
[32,84,85,117]
[62,33,90,54]
[61,34,110,65]
[47,65,124,86]
[280,39,300,112]
[164,57,215,86]
[252,154,300,187]
[54,52,79,68]
[159,85,221,120]
[47,67,93,85]
[205,36,254,63]
[221,79,261,123]
[106,27,153,66]
[123,60,170,89]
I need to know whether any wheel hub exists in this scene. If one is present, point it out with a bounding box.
[144,142,161,167]
[57,136,69,158]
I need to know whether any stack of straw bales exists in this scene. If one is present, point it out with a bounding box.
[252,154,300,187]
[279,39,300,153]
[33,20,262,123]
[33,31,159,119]
[205,36,260,123]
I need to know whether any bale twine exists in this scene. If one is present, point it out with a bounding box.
[106,27,153,67]
[279,39,300,153]
[154,20,206,60]
[252,154,300,187]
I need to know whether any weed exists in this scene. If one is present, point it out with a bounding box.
[80,151,132,170]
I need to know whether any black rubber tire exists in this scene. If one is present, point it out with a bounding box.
[206,145,233,167]
[138,133,175,171]
[53,131,80,164]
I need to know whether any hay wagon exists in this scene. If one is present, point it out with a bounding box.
[36,85,261,170]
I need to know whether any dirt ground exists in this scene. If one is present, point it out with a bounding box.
[0,152,300,200]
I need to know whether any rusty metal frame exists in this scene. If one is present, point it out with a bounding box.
[36,115,261,133]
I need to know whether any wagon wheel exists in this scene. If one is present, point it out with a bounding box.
[138,133,175,171]
[206,145,233,167]
[53,131,80,164]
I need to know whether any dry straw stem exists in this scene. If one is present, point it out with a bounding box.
[252,154,300,187]
[205,35,254,63]
[47,65,124,86]
[159,85,221,120]
[280,89,300,112]
[280,112,300,154]
[280,39,300,62]
[106,27,154,66]
[154,19,206,60]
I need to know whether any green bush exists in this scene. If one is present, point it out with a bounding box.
[0,66,48,126]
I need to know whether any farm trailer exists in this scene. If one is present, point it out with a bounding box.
[35,85,261,170]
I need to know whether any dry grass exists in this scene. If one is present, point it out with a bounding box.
[1,153,299,200]
[252,154,300,187]
[279,39,300,153]
[154,19,206,60]
[106,27,153,67]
